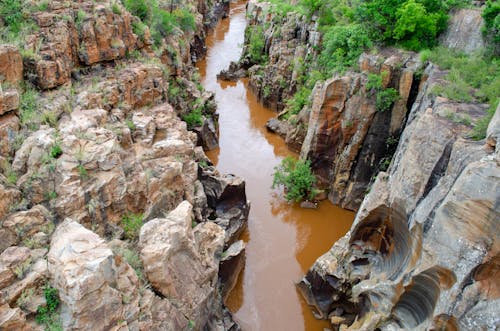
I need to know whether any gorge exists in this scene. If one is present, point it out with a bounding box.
[0,0,498,330]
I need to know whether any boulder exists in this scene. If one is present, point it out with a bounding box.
[299,77,499,330]
[0,46,23,85]
[200,169,249,245]
[0,247,31,289]
[0,304,26,330]
[266,118,291,138]
[139,201,225,327]
[0,90,19,116]
[48,220,139,330]
[0,113,20,156]
[219,240,246,303]
[300,51,422,210]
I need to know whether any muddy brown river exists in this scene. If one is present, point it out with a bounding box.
[197,2,355,330]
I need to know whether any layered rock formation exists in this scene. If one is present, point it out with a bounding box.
[298,66,499,330]
[232,3,499,329]
[0,0,246,330]
[300,50,423,210]
[222,0,319,112]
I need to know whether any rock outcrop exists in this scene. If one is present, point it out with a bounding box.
[224,0,320,112]
[298,65,499,330]
[48,220,139,330]
[299,50,423,210]
[0,0,247,330]
[440,8,485,54]
[139,201,225,328]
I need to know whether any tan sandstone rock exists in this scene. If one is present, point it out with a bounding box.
[48,220,139,330]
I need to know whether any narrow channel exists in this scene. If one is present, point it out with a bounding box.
[197,2,355,330]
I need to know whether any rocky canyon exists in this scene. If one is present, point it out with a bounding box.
[1,0,499,330]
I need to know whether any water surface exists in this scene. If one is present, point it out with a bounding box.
[197,2,354,329]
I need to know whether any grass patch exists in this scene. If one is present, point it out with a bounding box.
[121,213,143,240]
[36,286,62,331]
[422,47,500,139]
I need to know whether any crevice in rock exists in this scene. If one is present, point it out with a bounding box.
[420,141,453,202]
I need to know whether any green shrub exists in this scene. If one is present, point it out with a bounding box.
[247,26,268,64]
[19,83,41,130]
[1,0,24,33]
[482,0,500,55]
[376,88,399,112]
[355,0,458,51]
[76,164,88,180]
[75,9,87,29]
[121,213,143,240]
[422,47,499,137]
[50,144,63,159]
[112,3,122,15]
[131,20,148,40]
[122,0,150,21]
[366,73,383,91]
[182,107,203,129]
[392,0,444,50]
[151,10,177,44]
[36,286,62,331]
[286,86,311,116]
[470,101,498,140]
[272,156,317,202]
[318,24,372,74]
[173,8,196,32]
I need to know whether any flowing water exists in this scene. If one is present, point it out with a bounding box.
[197,2,355,330]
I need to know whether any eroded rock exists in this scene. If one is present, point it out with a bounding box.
[48,219,139,330]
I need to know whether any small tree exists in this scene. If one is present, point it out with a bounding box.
[272,156,317,202]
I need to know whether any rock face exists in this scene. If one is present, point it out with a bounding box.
[241,0,320,112]
[0,45,23,85]
[0,0,247,330]
[139,201,225,328]
[300,50,423,210]
[441,8,485,54]
[23,1,148,90]
[298,65,499,330]
[48,220,138,330]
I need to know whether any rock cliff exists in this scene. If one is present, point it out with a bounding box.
[298,81,499,330]
[229,2,499,330]
[0,0,246,330]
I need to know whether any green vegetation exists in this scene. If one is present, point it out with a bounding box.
[286,86,311,116]
[182,107,203,129]
[122,0,196,46]
[318,24,372,73]
[111,3,122,15]
[272,156,317,202]
[256,0,477,118]
[376,88,399,112]
[246,26,268,64]
[1,0,24,34]
[13,258,32,279]
[19,83,41,130]
[421,47,499,139]
[366,73,400,112]
[121,213,143,240]
[482,0,500,55]
[50,144,63,159]
[114,247,144,280]
[75,9,87,29]
[36,286,62,331]
[76,164,88,180]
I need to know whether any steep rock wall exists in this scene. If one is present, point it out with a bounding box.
[0,1,246,330]
[298,65,499,330]
[300,50,422,210]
